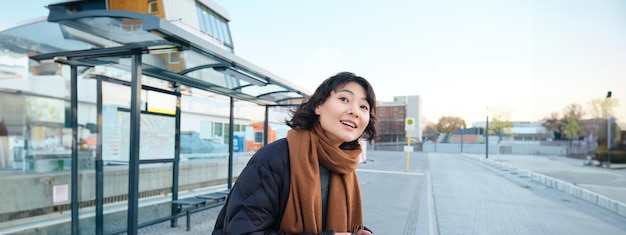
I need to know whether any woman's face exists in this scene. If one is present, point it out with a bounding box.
[315,81,370,146]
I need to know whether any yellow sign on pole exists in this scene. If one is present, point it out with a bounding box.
[405,118,415,131]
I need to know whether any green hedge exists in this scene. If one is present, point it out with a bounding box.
[594,150,626,163]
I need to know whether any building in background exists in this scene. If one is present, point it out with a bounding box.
[376,95,423,143]
[471,121,552,142]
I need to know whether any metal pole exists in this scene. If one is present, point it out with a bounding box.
[606,117,611,168]
[605,91,612,168]
[171,84,181,228]
[127,54,142,235]
[461,126,464,153]
[263,106,269,146]
[70,65,79,235]
[95,77,103,235]
[405,131,411,172]
[485,116,489,159]
[228,98,235,189]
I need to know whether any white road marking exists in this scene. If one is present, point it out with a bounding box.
[356,169,424,176]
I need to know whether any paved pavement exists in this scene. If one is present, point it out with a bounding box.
[137,151,626,234]
[430,153,626,234]
[461,153,626,208]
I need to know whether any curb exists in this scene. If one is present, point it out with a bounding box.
[460,153,626,218]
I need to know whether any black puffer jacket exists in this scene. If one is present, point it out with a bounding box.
[212,138,292,234]
[212,139,372,235]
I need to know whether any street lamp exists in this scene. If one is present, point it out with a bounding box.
[485,115,489,159]
[460,124,464,153]
[606,91,612,168]
[434,132,438,152]
[485,107,493,159]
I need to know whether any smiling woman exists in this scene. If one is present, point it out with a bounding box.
[212,72,377,234]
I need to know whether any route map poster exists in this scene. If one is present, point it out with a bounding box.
[102,105,175,162]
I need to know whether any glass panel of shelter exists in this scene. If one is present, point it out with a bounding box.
[0,8,309,233]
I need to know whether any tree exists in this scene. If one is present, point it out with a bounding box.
[588,96,620,148]
[435,116,466,134]
[563,103,585,120]
[562,116,580,146]
[542,112,562,140]
[562,103,585,138]
[588,97,619,119]
[487,109,512,143]
[422,121,437,142]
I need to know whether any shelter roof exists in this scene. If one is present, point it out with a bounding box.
[0,6,310,105]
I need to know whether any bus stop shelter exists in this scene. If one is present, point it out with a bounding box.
[1,5,310,234]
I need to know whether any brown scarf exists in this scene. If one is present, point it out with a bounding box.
[280,124,364,234]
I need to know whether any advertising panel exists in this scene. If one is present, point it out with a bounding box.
[102,105,175,162]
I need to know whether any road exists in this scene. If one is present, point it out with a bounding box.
[356,151,626,235]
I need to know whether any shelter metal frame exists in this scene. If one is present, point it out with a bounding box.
[6,7,310,235]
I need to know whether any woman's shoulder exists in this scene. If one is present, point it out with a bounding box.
[255,138,288,156]
[248,138,289,166]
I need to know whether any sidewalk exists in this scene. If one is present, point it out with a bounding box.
[460,153,626,218]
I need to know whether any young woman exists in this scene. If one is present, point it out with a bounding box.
[212,72,378,235]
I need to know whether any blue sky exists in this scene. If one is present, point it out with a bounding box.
[213,0,626,125]
[0,3,47,29]
[2,0,625,125]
